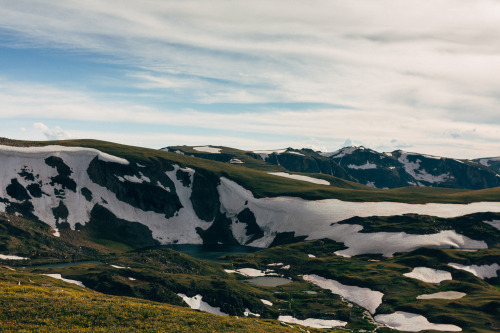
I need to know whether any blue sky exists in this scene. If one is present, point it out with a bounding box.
[1,0,500,158]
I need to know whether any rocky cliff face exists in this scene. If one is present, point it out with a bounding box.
[259,149,356,181]
[326,147,500,189]
[166,145,500,190]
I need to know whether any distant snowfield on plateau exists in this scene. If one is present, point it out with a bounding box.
[267,172,330,185]
[192,146,221,154]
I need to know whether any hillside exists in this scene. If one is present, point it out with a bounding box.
[0,267,315,332]
[0,138,499,332]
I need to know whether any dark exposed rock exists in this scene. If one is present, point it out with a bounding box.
[18,168,35,181]
[5,200,37,221]
[6,178,30,201]
[269,231,307,247]
[265,149,355,181]
[236,208,263,244]
[81,204,160,249]
[52,201,69,224]
[176,169,191,187]
[190,169,220,222]
[87,157,181,218]
[45,156,77,192]
[196,212,238,245]
[26,183,43,198]
[81,187,93,202]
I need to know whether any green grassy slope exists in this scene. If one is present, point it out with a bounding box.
[0,267,329,333]
[3,138,500,203]
[225,240,500,333]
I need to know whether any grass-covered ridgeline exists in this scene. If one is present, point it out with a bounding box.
[2,138,500,203]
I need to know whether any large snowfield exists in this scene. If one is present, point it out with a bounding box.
[0,145,500,259]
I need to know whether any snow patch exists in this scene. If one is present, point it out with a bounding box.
[43,274,85,288]
[156,181,170,191]
[416,291,465,300]
[302,274,383,314]
[229,158,244,164]
[366,181,376,188]
[403,267,452,284]
[128,277,136,281]
[110,265,129,269]
[483,220,500,230]
[252,149,286,160]
[192,146,221,154]
[478,157,500,167]
[118,172,151,184]
[224,268,270,277]
[267,172,330,185]
[375,311,461,332]
[267,262,283,266]
[285,151,305,156]
[0,254,29,260]
[52,228,60,237]
[398,153,451,184]
[261,299,273,306]
[278,316,347,329]
[308,254,316,258]
[177,294,227,316]
[322,147,357,158]
[347,161,377,170]
[448,263,500,279]
[244,308,260,317]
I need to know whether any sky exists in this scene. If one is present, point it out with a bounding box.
[1,0,500,158]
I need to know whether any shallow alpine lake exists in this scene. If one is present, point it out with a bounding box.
[157,244,262,261]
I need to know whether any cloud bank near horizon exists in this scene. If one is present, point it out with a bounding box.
[1,0,499,158]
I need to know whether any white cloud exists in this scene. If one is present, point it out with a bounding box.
[33,122,71,140]
[0,1,499,157]
[0,79,495,158]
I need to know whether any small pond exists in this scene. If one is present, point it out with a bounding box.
[245,276,292,287]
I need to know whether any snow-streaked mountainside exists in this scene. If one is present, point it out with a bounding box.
[167,145,500,190]
[327,147,500,189]
[1,143,500,255]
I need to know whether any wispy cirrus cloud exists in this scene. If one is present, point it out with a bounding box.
[0,1,499,157]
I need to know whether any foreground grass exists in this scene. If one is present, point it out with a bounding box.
[0,268,328,333]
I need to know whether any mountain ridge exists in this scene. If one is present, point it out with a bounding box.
[166,144,500,190]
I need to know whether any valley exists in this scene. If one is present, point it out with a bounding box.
[0,138,499,332]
